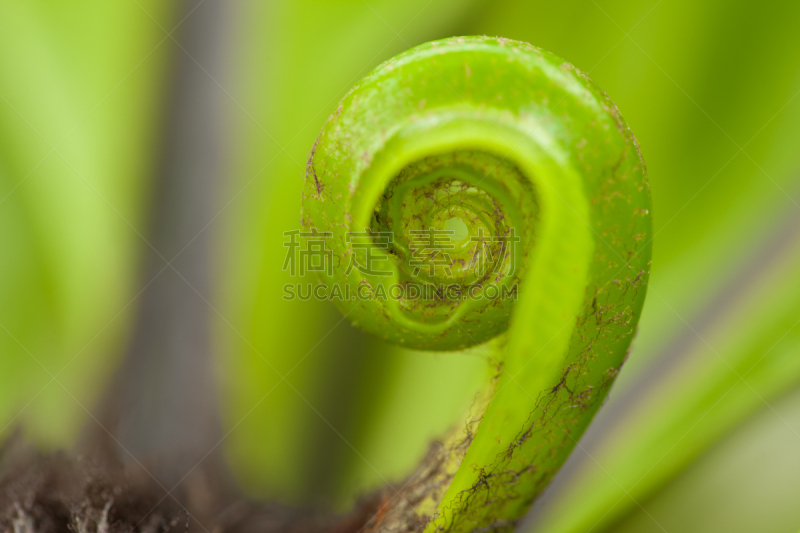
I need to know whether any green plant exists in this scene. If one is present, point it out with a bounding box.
[302,36,651,533]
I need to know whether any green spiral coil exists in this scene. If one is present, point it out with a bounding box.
[302,36,651,533]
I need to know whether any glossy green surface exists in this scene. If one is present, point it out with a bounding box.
[302,37,651,532]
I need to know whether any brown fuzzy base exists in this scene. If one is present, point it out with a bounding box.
[0,438,386,533]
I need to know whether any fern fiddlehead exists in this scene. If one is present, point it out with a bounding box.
[302,36,651,532]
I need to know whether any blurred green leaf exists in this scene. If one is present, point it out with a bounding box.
[612,387,800,533]
[0,0,172,446]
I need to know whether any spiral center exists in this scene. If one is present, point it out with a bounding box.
[368,149,538,330]
[445,217,469,244]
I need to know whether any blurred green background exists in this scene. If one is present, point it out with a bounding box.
[2,1,800,532]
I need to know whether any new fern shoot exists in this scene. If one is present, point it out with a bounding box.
[302,36,651,533]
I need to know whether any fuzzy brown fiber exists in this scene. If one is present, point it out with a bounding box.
[0,436,386,533]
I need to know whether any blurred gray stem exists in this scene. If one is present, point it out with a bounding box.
[93,0,232,489]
